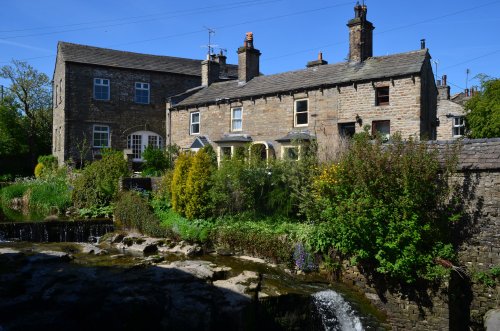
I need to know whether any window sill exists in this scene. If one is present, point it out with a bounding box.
[294,124,309,128]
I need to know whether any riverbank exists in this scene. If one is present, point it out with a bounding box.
[0,237,384,331]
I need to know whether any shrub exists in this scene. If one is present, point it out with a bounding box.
[155,207,214,242]
[184,148,215,219]
[72,150,130,208]
[309,134,458,283]
[34,155,58,178]
[0,175,71,216]
[142,145,179,177]
[114,191,169,237]
[170,152,192,214]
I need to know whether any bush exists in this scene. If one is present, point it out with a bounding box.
[154,206,214,242]
[142,145,179,177]
[170,152,192,214]
[0,175,71,216]
[72,150,130,208]
[114,191,169,237]
[309,134,458,283]
[184,148,215,219]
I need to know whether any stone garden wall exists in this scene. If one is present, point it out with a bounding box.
[342,138,500,330]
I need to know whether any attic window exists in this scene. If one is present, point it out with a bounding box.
[375,86,389,106]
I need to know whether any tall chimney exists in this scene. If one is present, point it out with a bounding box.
[201,55,220,87]
[421,39,426,50]
[347,2,374,63]
[237,32,261,83]
[437,74,450,100]
[214,50,228,78]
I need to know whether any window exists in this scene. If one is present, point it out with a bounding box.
[190,112,200,135]
[135,82,150,104]
[284,147,299,160]
[294,99,308,127]
[375,86,389,106]
[372,120,390,141]
[93,125,110,148]
[231,107,243,131]
[453,116,465,137]
[339,122,356,138]
[221,147,232,159]
[94,78,110,100]
[127,131,163,161]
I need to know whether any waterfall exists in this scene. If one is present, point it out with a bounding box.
[312,290,364,331]
[0,220,114,243]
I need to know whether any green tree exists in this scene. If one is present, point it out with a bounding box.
[0,97,27,156]
[465,78,500,138]
[184,148,214,219]
[170,152,193,214]
[0,60,52,167]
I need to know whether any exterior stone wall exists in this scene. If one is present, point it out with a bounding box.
[169,75,430,161]
[437,99,466,140]
[52,53,66,164]
[339,139,500,330]
[53,61,201,165]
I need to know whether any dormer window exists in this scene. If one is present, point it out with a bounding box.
[375,86,389,106]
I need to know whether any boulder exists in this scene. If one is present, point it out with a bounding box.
[485,309,500,331]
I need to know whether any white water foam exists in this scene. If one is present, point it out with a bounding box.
[312,290,364,331]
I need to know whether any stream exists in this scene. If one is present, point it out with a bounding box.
[0,219,385,331]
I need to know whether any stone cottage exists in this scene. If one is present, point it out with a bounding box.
[436,75,470,140]
[167,3,439,162]
[52,42,236,166]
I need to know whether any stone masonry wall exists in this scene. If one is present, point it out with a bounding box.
[52,52,66,165]
[58,62,200,164]
[341,139,500,330]
[169,75,425,160]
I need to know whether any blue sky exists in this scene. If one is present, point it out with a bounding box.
[1,0,499,94]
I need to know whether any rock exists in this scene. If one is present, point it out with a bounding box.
[158,242,202,257]
[237,255,266,264]
[157,260,217,280]
[213,270,261,298]
[216,248,234,256]
[213,266,232,281]
[27,251,72,263]
[0,248,22,255]
[145,255,164,263]
[485,309,500,331]
[143,244,158,255]
[111,233,125,244]
[80,243,107,255]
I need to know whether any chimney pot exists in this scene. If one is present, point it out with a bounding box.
[420,39,426,50]
[442,75,447,86]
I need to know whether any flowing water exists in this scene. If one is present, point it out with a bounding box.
[313,290,365,331]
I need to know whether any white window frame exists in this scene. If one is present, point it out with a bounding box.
[93,125,110,148]
[452,116,465,137]
[190,112,200,135]
[134,82,150,104]
[231,107,243,132]
[93,78,110,101]
[127,131,163,162]
[294,99,309,127]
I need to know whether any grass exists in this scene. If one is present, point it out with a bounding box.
[0,177,71,216]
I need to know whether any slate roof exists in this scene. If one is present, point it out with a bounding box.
[58,42,238,78]
[173,49,429,108]
[213,135,253,143]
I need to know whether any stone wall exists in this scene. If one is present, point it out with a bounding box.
[54,61,201,165]
[340,139,500,330]
[169,75,429,161]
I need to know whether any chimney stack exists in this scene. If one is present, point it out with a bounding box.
[213,50,228,78]
[306,52,329,68]
[421,39,426,50]
[201,55,220,87]
[237,32,261,83]
[437,74,450,100]
[347,2,374,63]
